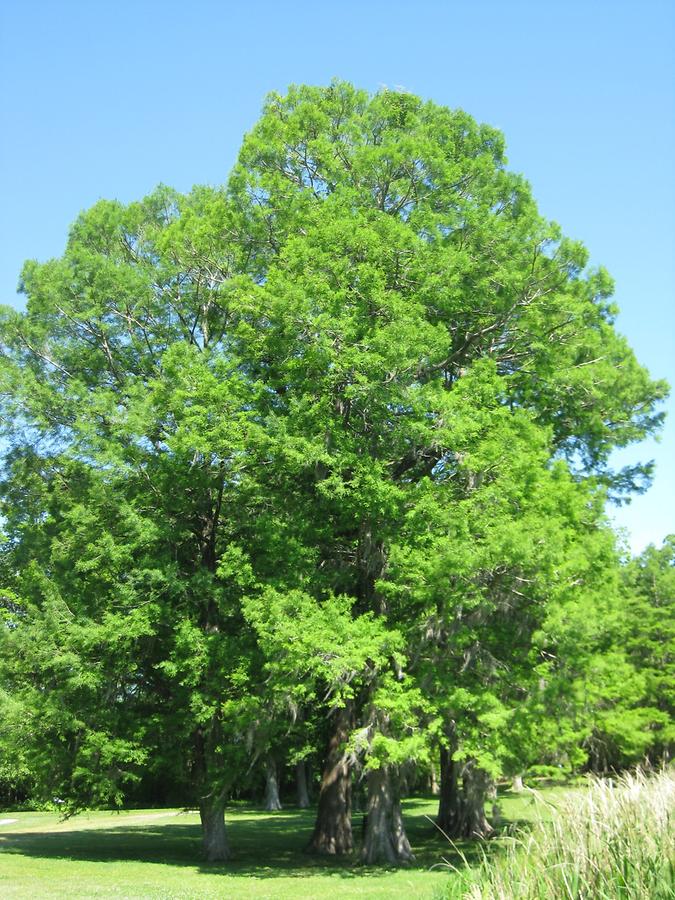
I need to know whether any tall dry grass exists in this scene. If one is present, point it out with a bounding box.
[446,769,675,899]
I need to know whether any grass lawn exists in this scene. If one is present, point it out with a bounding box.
[0,788,566,899]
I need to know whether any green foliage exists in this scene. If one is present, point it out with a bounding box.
[525,535,674,774]
[244,588,404,704]
[623,538,675,747]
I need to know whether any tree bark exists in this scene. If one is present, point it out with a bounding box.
[437,753,494,839]
[296,760,310,808]
[362,766,414,865]
[460,762,494,838]
[199,794,229,861]
[436,745,462,835]
[430,762,440,796]
[308,705,353,855]
[263,755,282,811]
[512,773,524,793]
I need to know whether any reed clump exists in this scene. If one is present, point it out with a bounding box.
[446,768,674,899]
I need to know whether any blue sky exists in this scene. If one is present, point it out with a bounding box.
[1,0,673,553]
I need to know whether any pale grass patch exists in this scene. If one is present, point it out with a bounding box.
[447,769,675,899]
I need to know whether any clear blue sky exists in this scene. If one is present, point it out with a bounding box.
[1,0,673,553]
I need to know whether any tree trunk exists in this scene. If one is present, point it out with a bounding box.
[436,745,462,835]
[308,705,353,855]
[437,754,494,839]
[263,756,282,811]
[199,794,229,861]
[296,760,310,808]
[362,766,414,865]
[512,773,524,793]
[430,762,440,796]
[459,761,494,839]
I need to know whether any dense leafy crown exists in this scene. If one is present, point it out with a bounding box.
[0,81,668,807]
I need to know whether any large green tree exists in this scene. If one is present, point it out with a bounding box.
[0,81,667,863]
[222,81,666,857]
[0,187,273,859]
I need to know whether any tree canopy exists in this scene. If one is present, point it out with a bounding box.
[0,81,669,863]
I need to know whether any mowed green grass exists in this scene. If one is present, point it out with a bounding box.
[0,789,565,899]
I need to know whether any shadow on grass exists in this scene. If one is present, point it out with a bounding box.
[0,799,488,880]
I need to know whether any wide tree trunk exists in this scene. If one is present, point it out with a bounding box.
[462,763,494,838]
[458,761,494,839]
[296,760,310,809]
[512,773,525,793]
[437,755,494,839]
[308,705,353,855]
[436,745,462,835]
[362,766,414,865]
[263,755,283,811]
[199,794,229,861]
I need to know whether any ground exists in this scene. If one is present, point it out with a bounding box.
[0,789,568,899]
